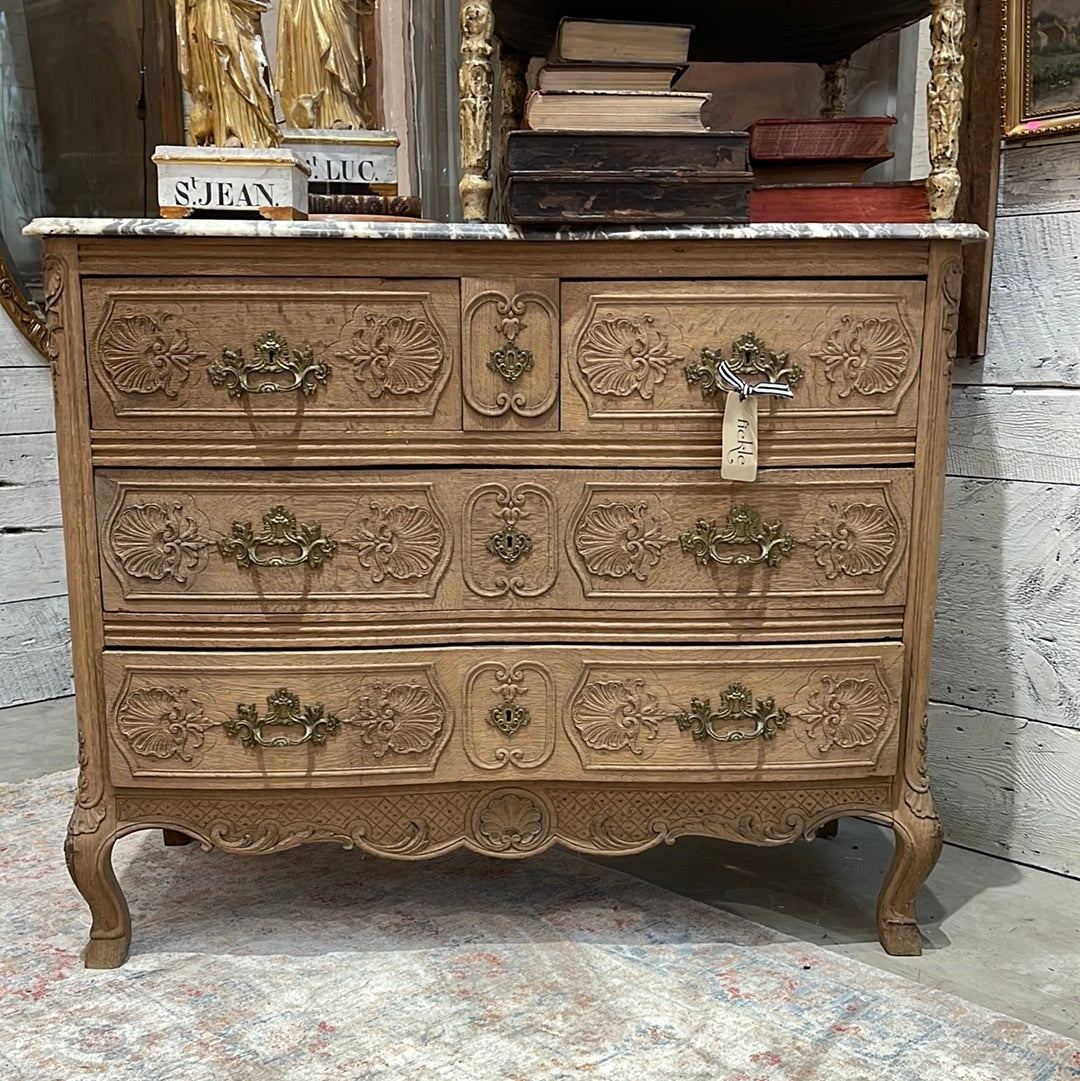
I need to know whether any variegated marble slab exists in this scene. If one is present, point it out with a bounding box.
[25,217,988,243]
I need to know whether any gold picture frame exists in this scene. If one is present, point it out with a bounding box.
[1004,0,1080,138]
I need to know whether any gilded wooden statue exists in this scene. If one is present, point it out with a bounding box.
[176,0,280,148]
[276,0,372,129]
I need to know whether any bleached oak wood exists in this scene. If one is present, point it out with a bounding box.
[93,466,912,620]
[0,528,66,603]
[969,212,1080,388]
[929,701,1080,876]
[934,475,1080,728]
[0,433,62,528]
[102,643,904,789]
[0,595,73,708]
[0,368,55,435]
[946,386,1080,483]
[46,234,963,964]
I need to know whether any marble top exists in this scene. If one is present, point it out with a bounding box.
[24,217,988,243]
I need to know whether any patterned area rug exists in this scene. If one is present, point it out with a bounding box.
[2,772,1078,1081]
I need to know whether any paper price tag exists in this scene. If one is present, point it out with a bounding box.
[721,390,758,482]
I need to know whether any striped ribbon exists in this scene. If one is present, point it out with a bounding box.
[717,360,795,402]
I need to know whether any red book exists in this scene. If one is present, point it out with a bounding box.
[750,182,931,224]
[749,117,897,162]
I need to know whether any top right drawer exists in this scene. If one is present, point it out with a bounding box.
[561,280,926,435]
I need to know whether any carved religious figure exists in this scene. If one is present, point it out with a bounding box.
[176,0,280,148]
[276,0,373,129]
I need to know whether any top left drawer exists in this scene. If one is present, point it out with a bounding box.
[82,278,462,432]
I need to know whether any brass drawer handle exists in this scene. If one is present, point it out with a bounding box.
[685,332,804,399]
[678,505,794,568]
[224,688,341,748]
[674,683,790,744]
[217,505,337,569]
[208,330,332,398]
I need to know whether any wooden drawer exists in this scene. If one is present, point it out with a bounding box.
[82,277,461,432]
[103,643,903,788]
[562,279,926,433]
[462,278,559,432]
[96,466,911,620]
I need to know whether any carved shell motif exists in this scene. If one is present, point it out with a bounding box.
[571,679,662,755]
[812,316,910,398]
[116,687,211,762]
[337,314,444,398]
[98,312,204,397]
[346,682,445,758]
[801,677,889,753]
[110,502,209,583]
[574,502,669,581]
[577,314,680,400]
[476,792,546,851]
[812,501,898,580]
[347,502,444,583]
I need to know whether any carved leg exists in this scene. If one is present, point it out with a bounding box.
[877,803,943,956]
[163,829,193,847]
[459,0,495,221]
[927,0,965,220]
[65,817,131,969]
[818,58,849,119]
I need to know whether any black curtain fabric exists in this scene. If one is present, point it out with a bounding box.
[493,2,931,64]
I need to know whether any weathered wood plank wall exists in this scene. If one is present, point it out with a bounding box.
[931,134,1080,877]
[0,315,71,707]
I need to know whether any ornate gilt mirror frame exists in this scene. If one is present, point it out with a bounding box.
[0,238,49,357]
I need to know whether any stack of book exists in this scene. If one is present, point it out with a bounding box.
[507,18,751,225]
[748,117,932,223]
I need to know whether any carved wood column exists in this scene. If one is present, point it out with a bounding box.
[819,59,850,119]
[459,0,496,221]
[927,0,966,220]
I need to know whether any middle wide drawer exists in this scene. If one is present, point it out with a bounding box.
[95,467,911,620]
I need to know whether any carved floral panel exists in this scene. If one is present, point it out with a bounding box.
[463,661,556,771]
[101,478,453,606]
[342,500,448,587]
[567,479,908,602]
[462,283,559,424]
[85,282,460,427]
[462,482,558,599]
[566,657,899,773]
[562,284,924,426]
[108,666,452,778]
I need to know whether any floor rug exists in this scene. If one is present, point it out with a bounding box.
[2,771,1078,1081]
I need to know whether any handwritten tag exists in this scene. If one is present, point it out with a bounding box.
[721,391,758,481]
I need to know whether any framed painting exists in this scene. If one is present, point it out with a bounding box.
[1004,0,1080,137]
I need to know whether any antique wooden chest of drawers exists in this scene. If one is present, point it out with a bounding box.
[29,218,982,967]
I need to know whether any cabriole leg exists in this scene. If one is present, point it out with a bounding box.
[65,814,131,969]
[877,801,943,956]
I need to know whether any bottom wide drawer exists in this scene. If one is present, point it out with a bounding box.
[102,644,904,788]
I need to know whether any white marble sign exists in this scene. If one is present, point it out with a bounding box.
[282,130,398,187]
[153,146,310,221]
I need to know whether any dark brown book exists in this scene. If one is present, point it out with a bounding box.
[752,158,893,186]
[523,89,709,133]
[536,62,687,92]
[507,131,748,174]
[552,18,693,65]
[749,181,930,224]
[749,117,897,161]
[508,171,750,224]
